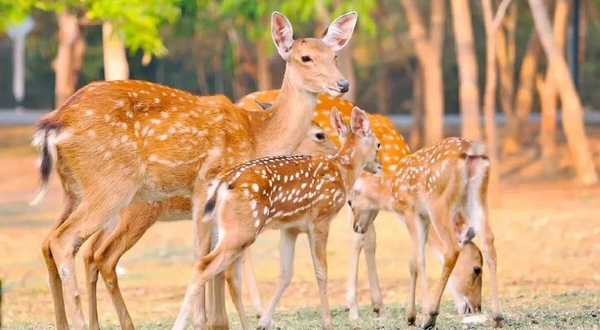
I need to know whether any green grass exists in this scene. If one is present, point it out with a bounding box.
[5,290,598,329]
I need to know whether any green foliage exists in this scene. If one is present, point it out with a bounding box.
[86,0,181,56]
[0,0,180,56]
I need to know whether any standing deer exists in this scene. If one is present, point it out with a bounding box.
[31,11,358,330]
[350,137,503,329]
[238,90,486,320]
[80,121,338,330]
[172,107,381,330]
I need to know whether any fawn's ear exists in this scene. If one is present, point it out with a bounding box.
[350,107,372,138]
[271,12,294,61]
[330,107,350,137]
[321,11,358,51]
[255,101,272,110]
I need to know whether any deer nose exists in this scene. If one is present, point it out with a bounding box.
[473,266,482,276]
[337,80,350,93]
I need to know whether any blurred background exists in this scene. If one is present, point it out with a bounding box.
[0,0,599,329]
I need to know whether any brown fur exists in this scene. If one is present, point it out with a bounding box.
[350,137,503,328]
[33,11,358,330]
[172,107,379,330]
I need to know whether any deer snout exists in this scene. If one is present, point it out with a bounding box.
[364,160,383,174]
[337,79,350,93]
[353,222,366,234]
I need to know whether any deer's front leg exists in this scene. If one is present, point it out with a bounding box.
[363,223,384,318]
[308,225,334,330]
[345,225,364,320]
[258,228,299,330]
[242,249,265,318]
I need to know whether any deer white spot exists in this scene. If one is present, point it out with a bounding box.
[86,130,96,137]
[250,200,257,211]
[255,220,260,228]
[154,98,160,104]
[252,210,259,219]
[263,206,269,215]
[252,184,259,192]
[104,151,112,160]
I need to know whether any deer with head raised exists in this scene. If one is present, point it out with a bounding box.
[172,107,381,330]
[349,137,503,329]
[238,90,487,322]
[31,11,358,330]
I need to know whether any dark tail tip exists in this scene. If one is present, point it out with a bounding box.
[204,198,216,216]
[40,135,52,186]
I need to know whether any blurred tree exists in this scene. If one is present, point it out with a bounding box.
[400,0,446,146]
[536,0,570,174]
[529,0,598,184]
[0,0,180,104]
[482,0,513,206]
[451,0,482,141]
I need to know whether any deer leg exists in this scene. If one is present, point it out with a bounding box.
[404,212,421,326]
[173,235,251,330]
[258,228,299,330]
[423,206,460,330]
[224,256,251,330]
[363,224,384,318]
[242,249,265,318]
[83,230,109,330]
[42,193,78,330]
[193,220,212,330]
[308,224,333,330]
[473,201,503,327]
[410,210,431,328]
[49,187,135,330]
[345,226,363,320]
[93,201,162,330]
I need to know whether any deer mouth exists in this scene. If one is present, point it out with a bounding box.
[325,87,344,97]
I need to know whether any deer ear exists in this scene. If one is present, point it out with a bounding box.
[321,11,358,51]
[330,107,349,137]
[271,12,294,61]
[350,107,372,138]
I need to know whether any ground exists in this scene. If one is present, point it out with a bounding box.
[0,125,599,329]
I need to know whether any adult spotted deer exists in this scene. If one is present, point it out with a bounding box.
[31,11,358,330]
[350,138,503,329]
[238,90,486,321]
[80,121,338,330]
[173,107,381,330]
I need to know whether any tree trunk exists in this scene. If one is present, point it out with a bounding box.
[496,3,519,153]
[54,11,84,107]
[256,38,271,91]
[529,0,598,184]
[227,28,247,100]
[192,37,210,95]
[339,45,357,102]
[375,26,388,114]
[410,62,424,150]
[0,278,3,328]
[451,0,482,141]
[539,0,570,174]
[102,22,129,80]
[400,0,445,146]
[514,32,542,140]
[482,0,510,207]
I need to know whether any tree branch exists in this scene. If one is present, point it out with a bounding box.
[492,0,514,30]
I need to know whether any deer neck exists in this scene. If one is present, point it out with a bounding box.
[333,140,364,193]
[251,70,317,158]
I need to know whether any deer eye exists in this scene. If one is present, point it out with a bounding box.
[316,132,325,140]
[301,55,312,63]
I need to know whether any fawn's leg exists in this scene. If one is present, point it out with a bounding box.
[345,227,364,320]
[242,249,265,318]
[257,228,299,330]
[308,223,333,330]
[422,204,460,329]
[42,192,78,330]
[363,224,384,317]
[224,256,251,330]
[408,209,431,328]
[191,183,211,330]
[404,211,421,326]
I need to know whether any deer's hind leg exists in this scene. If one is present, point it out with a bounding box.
[42,189,78,330]
[47,181,138,330]
[92,201,162,330]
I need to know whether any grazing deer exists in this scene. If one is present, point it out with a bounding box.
[350,138,503,329]
[237,90,486,320]
[31,11,358,330]
[172,107,381,330]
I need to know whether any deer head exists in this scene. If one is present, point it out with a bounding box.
[272,11,358,97]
